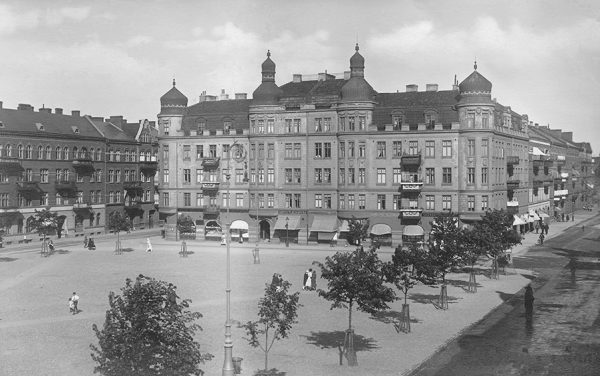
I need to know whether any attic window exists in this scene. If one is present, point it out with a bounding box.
[71,126,80,134]
[35,122,45,131]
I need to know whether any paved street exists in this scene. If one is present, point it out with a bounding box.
[410,210,600,376]
[0,228,539,376]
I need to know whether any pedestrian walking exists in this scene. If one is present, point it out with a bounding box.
[302,269,309,290]
[535,223,539,234]
[70,292,80,314]
[146,238,153,252]
[83,235,88,248]
[311,269,317,290]
[538,233,545,245]
[524,285,534,317]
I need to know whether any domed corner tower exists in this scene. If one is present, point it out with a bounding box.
[252,50,284,106]
[340,43,376,103]
[456,61,495,128]
[158,79,188,136]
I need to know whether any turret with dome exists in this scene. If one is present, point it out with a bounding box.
[340,43,376,102]
[160,79,188,115]
[457,61,493,105]
[252,50,283,105]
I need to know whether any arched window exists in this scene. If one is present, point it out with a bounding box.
[46,146,52,160]
[72,147,78,160]
[25,145,32,159]
[63,147,69,160]
[96,148,102,161]
[115,150,121,162]
[26,216,36,233]
[55,146,62,160]
[80,147,87,159]
[124,149,129,162]
[38,145,44,160]
[18,144,23,159]
[90,148,95,161]
[6,144,12,157]
[0,144,4,157]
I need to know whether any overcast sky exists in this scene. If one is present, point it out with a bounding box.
[1,0,599,153]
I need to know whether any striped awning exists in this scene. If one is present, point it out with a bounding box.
[273,215,302,230]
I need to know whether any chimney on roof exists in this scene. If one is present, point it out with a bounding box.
[426,84,438,92]
[71,110,80,117]
[562,131,573,142]
[109,115,124,128]
[293,74,302,83]
[235,93,247,100]
[406,84,418,92]
[452,74,459,91]
[55,108,63,115]
[39,107,52,114]
[18,103,34,111]
[220,89,229,100]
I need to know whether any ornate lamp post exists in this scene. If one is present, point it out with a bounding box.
[285,216,289,247]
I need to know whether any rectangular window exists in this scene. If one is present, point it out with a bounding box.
[293,168,301,184]
[184,193,191,206]
[267,119,274,134]
[41,192,49,206]
[324,194,332,209]
[425,168,435,185]
[339,168,345,185]
[481,195,488,211]
[393,194,401,210]
[267,194,274,208]
[468,139,475,156]
[183,145,191,160]
[163,169,169,183]
[339,194,345,210]
[315,118,322,132]
[339,117,346,131]
[348,194,355,209]
[314,143,322,158]
[358,168,366,184]
[467,195,475,211]
[314,168,323,183]
[377,168,386,184]
[267,168,274,183]
[467,167,475,184]
[324,143,332,158]
[314,194,322,208]
[209,145,217,157]
[324,168,331,184]
[257,120,264,134]
[393,141,402,157]
[184,169,191,184]
[196,169,203,183]
[285,168,292,183]
[294,194,301,208]
[348,142,354,158]
[267,143,274,159]
[426,195,435,210]
[339,142,345,158]
[196,193,203,207]
[258,144,264,159]
[285,143,292,159]
[393,168,402,184]
[250,144,256,159]
[40,169,49,183]
[348,168,355,184]
[293,143,301,159]
[408,141,418,155]
[442,195,452,210]
[377,194,386,210]
[293,119,300,133]
[285,193,292,208]
[481,167,488,185]
[284,119,292,133]
[482,139,489,156]
[348,116,355,131]
[376,141,386,158]
[162,193,169,206]
[442,167,452,184]
[482,114,489,128]
[358,194,366,210]
[324,118,331,132]
[442,140,452,158]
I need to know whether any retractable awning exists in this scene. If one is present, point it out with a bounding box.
[538,212,550,218]
[339,220,350,232]
[403,225,424,236]
[310,215,338,232]
[459,214,483,222]
[273,215,302,230]
[528,211,540,221]
[317,232,336,241]
[230,220,249,230]
[512,215,526,226]
[370,223,392,235]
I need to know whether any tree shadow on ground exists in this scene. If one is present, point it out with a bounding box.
[302,330,378,351]
[252,368,286,376]
[0,257,17,262]
[44,249,71,257]
[409,292,460,309]
[496,290,522,307]
[446,278,483,292]
[369,309,421,332]
[121,248,135,253]
[179,251,195,256]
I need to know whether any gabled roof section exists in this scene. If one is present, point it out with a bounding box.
[279,79,347,103]
[0,107,103,138]
[86,116,133,142]
[186,99,251,116]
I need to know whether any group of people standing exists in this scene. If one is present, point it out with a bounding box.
[303,268,317,291]
[68,292,80,314]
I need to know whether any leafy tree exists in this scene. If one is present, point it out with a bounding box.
[90,274,213,376]
[346,217,369,246]
[458,227,486,292]
[313,246,395,365]
[424,213,462,285]
[383,244,429,305]
[108,210,131,233]
[30,208,59,237]
[243,278,301,371]
[177,215,196,234]
[473,209,521,278]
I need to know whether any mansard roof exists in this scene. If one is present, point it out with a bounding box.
[0,107,102,138]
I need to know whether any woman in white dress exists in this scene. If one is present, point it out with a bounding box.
[146,238,152,252]
[304,269,313,290]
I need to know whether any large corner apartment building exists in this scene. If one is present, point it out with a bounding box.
[156,45,595,246]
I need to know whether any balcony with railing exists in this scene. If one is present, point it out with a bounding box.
[506,179,520,190]
[506,156,520,165]
[400,152,422,167]
[201,157,220,169]
[140,156,158,177]
[399,179,423,194]
[124,181,144,196]
[202,204,221,215]
[201,182,220,194]
[399,207,423,219]
[0,156,24,176]
[72,155,94,175]
[55,179,78,194]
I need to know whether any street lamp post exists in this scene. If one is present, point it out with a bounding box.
[222,144,235,376]
[285,216,289,247]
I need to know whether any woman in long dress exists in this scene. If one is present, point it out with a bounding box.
[305,269,313,290]
[146,238,152,252]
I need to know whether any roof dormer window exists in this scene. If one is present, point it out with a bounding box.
[71,126,80,134]
[35,122,45,131]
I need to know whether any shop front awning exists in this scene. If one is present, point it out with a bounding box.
[310,215,338,233]
[538,212,550,218]
[523,214,534,223]
[230,220,249,230]
[339,220,349,232]
[512,215,526,226]
[317,232,336,241]
[459,214,483,223]
[528,211,540,221]
[529,146,548,156]
[370,223,392,236]
[403,225,424,236]
[273,214,302,230]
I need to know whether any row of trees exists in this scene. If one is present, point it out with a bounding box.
[314,209,521,365]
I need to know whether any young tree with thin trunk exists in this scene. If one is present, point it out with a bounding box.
[30,208,59,238]
[346,217,369,246]
[243,278,300,372]
[313,246,395,365]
